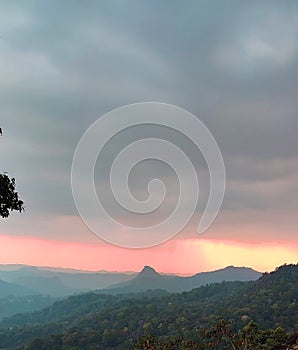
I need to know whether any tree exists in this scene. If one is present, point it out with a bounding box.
[0,128,24,218]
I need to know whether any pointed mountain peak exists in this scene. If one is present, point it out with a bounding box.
[138,266,160,277]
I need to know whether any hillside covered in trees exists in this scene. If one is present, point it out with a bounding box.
[0,264,296,349]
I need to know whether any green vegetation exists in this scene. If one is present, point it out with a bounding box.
[0,128,24,218]
[134,320,296,349]
[0,264,296,349]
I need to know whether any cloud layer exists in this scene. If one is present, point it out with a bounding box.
[1,1,298,263]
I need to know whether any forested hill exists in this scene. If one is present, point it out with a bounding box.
[0,264,297,349]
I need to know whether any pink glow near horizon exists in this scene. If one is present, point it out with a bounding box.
[0,234,297,274]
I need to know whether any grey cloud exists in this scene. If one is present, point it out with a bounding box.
[0,0,297,242]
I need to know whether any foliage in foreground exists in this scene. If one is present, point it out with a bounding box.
[24,320,298,350]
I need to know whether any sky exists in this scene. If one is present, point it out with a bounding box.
[0,0,298,274]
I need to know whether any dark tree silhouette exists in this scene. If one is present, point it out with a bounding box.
[0,128,24,218]
[0,174,24,218]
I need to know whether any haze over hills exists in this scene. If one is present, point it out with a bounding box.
[0,265,136,318]
[0,263,261,319]
[0,264,261,297]
[0,263,267,322]
[0,265,136,297]
[0,279,35,298]
[0,279,54,318]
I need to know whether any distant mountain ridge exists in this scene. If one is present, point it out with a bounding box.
[106,265,261,293]
[0,264,262,297]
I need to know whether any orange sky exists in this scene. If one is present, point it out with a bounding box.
[0,234,297,274]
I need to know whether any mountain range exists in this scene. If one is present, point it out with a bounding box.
[0,264,261,297]
[107,265,262,293]
[0,264,261,319]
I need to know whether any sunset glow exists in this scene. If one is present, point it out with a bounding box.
[0,234,297,274]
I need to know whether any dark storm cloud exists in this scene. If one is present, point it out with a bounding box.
[1,0,298,241]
